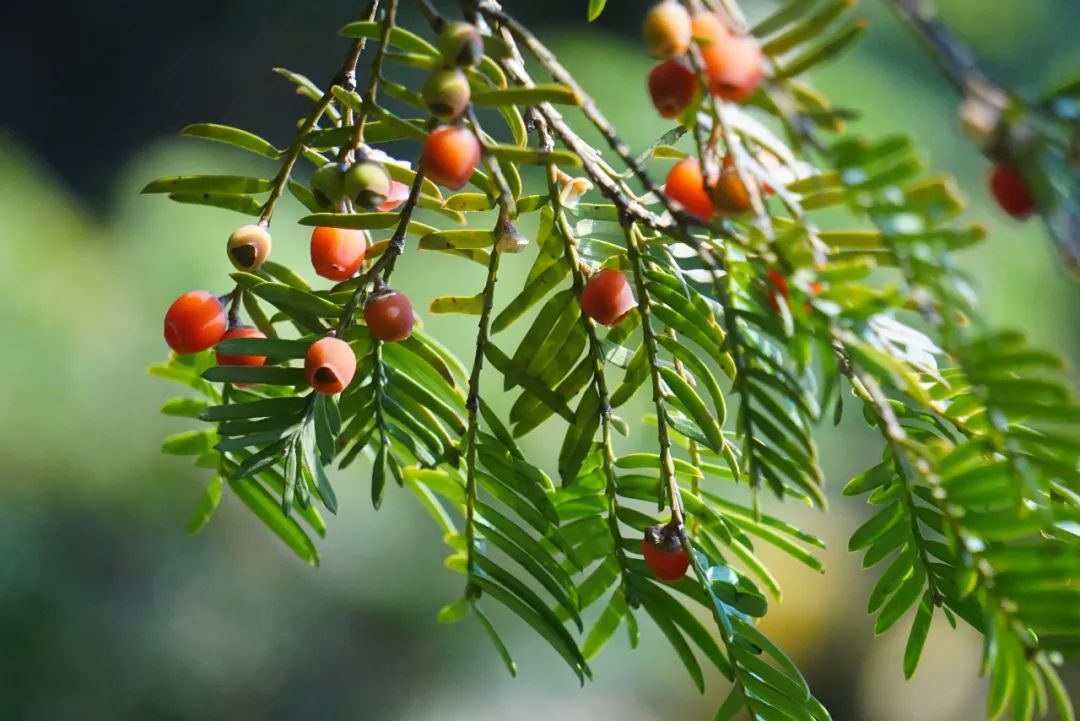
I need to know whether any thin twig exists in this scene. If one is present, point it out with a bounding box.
[334,166,427,336]
[343,0,398,160]
[259,2,379,225]
[413,0,443,29]
[226,285,244,327]
[840,349,1035,646]
[483,3,720,236]
[537,110,633,585]
[625,221,683,524]
[466,105,516,218]
[884,0,987,94]
[462,238,503,578]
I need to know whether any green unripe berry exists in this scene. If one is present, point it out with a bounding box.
[422,67,471,120]
[311,161,348,208]
[343,160,393,210]
[437,21,484,68]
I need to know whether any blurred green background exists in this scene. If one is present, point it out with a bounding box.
[2,1,1078,719]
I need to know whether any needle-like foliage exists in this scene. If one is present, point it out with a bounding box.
[150,1,1080,719]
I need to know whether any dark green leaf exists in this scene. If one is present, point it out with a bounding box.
[227,476,319,565]
[372,440,388,509]
[849,502,903,552]
[201,396,309,421]
[875,565,926,635]
[249,282,341,317]
[202,364,307,386]
[903,591,934,678]
[215,337,311,358]
[582,591,627,659]
[472,577,587,683]
[641,598,705,692]
[472,604,518,677]
[661,367,724,452]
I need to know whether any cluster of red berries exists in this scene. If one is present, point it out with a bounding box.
[165,165,416,393]
[164,281,414,396]
[161,22,504,397]
[641,3,767,221]
[645,4,764,115]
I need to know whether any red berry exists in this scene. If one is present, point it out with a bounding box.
[666,158,714,220]
[648,59,697,118]
[364,290,415,342]
[378,180,411,211]
[580,269,637,327]
[643,1,692,59]
[305,337,357,395]
[421,126,482,190]
[700,34,765,102]
[310,226,368,281]
[989,163,1036,219]
[215,326,267,367]
[641,526,690,582]
[765,269,789,312]
[164,291,228,354]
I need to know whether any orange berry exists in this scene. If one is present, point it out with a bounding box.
[665,158,714,220]
[989,162,1036,219]
[378,180,411,212]
[364,290,415,342]
[310,226,368,281]
[226,224,272,272]
[643,1,692,59]
[700,34,765,102]
[710,157,753,216]
[580,269,637,327]
[690,12,731,46]
[641,526,690,582]
[164,290,228,354]
[215,326,267,367]
[305,337,357,395]
[648,59,697,118]
[421,126,482,190]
